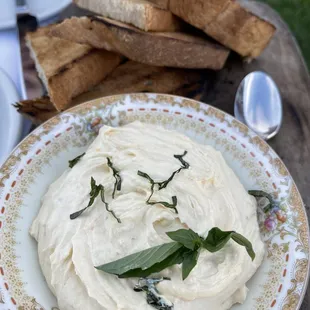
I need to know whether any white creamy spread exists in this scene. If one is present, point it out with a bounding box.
[30,121,265,310]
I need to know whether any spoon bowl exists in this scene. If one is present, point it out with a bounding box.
[234,71,282,140]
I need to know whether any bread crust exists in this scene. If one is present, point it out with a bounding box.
[51,16,230,70]
[74,0,183,32]
[15,60,205,122]
[48,49,122,111]
[167,0,276,58]
[26,25,122,111]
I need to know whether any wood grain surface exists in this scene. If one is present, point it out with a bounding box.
[22,1,310,308]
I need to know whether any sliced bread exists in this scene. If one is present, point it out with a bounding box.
[147,0,169,9]
[74,0,183,32]
[13,97,57,125]
[15,60,205,123]
[47,50,122,111]
[26,25,122,111]
[50,16,230,70]
[150,0,276,58]
[25,26,92,85]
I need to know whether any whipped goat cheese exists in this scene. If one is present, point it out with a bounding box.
[30,121,265,310]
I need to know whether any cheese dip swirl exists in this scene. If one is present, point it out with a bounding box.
[31,121,265,310]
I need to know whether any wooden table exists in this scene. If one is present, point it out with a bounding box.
[21,1,310,308]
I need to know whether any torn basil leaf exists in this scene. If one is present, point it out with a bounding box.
[138,171,178,214]
[157,151,189,190]
[137,150,189,214]
[203,227,255,261]
[68,152,85,168]
[248,190,276,213]
[70,177,101,220]
[70,177,121,223]
[100,185,121,223]
[148,196,178,214]
[107,157,122,198]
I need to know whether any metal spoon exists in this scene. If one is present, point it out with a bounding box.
[234,71,282,140]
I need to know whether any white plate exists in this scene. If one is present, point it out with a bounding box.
[0,68,23,166]
[0,94,309,309]
[25,0,71,22]
[0,0,71,30]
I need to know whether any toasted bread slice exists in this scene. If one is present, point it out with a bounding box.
[26,25,122,111]
[147,0,169,9]
[25,26,92,84]
[73,60,205,104]
[149,0,276,58]
[15,60,205,123]
[13,97,57,125]
[50,16,230,70]
[48,50,122,111]
[74,0,183,32]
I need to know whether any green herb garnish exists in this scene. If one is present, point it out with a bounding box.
[248,190,276,213]
[203,227,255,260]
[107,158,122,198]
[157,151,189,190]
[138,151,189,213]
[166,228,202,251]
[148,196,178,214]
[68,152,85,168]
[70,177,121,223]
[100,185,121,223]
[138,171,178,213]
[70,177,101,219]
[134,278,173,310]
[96,227,255,280]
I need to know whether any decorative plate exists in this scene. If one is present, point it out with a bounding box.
[0,94,308,310]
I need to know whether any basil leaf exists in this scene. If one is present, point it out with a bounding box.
[137,151,189,214]
[202,227,233,252]
[138,171,178,214]
[68,152,85,168]
[70,177,101,220]
[174,151,189,169]
[70,177,121,222]
[107,157,122,198]
[69,208,87,220]
[96,242,183,276]
[231,233,256,261]
[167,229,202,251]
[203,227,255,261]
[248,190,275,213]
[182,250,199,280]
[138,171,154,184]
[119,246,186,278]
[100,185,121,223]
[157,151,189,190]
[149,196,178,214]
[248,190,273,202]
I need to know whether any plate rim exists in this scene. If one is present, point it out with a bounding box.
[0,92,309,309]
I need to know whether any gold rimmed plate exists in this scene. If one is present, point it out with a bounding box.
[0,94,308,309]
